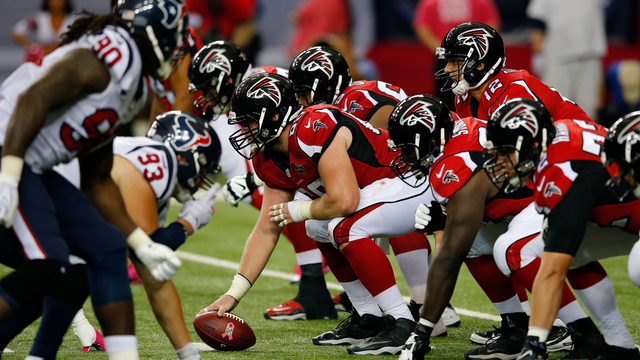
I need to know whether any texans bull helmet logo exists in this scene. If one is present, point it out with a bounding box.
[170,113,212,151]
[247,77,282,105]
[199,48,231,75]
[458,28,493,60]
[158,0,185,29]
[398,100,436,132]
[300,49,334,77]
[499,103,540,137]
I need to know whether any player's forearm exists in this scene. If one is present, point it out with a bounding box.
[311,190,359,220]
[236,229,280,284]
[2,90,50,158]
[83,177,138,236]
[421,249,464,322]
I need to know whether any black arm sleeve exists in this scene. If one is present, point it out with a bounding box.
[543,162,609,256]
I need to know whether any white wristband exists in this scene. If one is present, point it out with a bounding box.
[225,273,252,302]
[288,200,313,223]
[127,227,152,250]
[1,155,24,182]
[253,173,264,187]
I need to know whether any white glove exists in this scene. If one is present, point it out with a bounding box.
[415,201,447,233]
[222,172,262,207]
[178,183,220,234]
[0,174,19,228]
[134,242,182,281]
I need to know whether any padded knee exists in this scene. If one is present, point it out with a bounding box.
[86,248,131,307]
[305,220,331,243]
[628,241,640,288]
[492,236,513,277]
[0,259,65,309]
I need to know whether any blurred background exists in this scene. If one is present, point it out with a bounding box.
[1,0,638,124]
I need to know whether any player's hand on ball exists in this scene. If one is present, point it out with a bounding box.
[179,183,220,235]
[199,295,238,317]
[0,174,19,228]
[415,200,447,233]
[135,242,182,281]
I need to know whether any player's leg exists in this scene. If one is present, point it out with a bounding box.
[41,170,138,360]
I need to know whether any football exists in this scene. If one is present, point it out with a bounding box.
[193,312,256,351]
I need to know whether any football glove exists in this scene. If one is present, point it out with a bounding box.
[399,322,432,360]
[134,242,182,281]
[178,183,220,234]
[221,172,262,207]
[415,200,447,233]
[517,336,548,360]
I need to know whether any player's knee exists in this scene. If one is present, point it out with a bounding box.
[305,220,329,243]
[49,264,90,309]
[492,238,512,277]
[628,241,640,288]
[0,259,66,310]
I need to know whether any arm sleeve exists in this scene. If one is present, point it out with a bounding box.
[543,166,609,256]
[149,222,188,251]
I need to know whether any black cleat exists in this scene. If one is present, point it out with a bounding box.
[313,312,386,346]
[464,326,527,360]
[347,316,416,355]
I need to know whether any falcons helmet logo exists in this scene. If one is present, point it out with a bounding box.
[170,114,212,151]
[247,77,282,105]
[458,28,493,60]
[199,48,231,75]
[300,50,334,77]
[500,103,540,137]
[616,113,640,146]
[398,100,436,132]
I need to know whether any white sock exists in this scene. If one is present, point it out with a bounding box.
[373,285,413,321]
[105,335,138,360]
[25,356,44,360]
[295,249,323,266]
[72,309,97,347]
[176,343,200,360]
[573,276,636,349]
[493,294,525,314]
[395,249,430,303]
[557,300,588,325]
[340,279,382,317]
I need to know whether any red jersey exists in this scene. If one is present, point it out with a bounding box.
[253,105,396,199]
[533,119,640,234]
[455,69,591,123]
[430,117,532,222]
[334,80,407,123]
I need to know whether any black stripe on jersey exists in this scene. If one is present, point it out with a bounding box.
[320,109,388,169]
[122,36,134,79]
[569,160,635,206]
[264,151,290,175]
[365,92,401,122]
[127,144,175,199]
[470,97,480,119]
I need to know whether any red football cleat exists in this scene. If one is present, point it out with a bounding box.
[81,327,106,352]
[264,300,306,320]
[128,263,142,285]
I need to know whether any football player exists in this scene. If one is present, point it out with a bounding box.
[484,99,640,360]
[436,22,591,124]
[288,46,456,328]
[0,1,185,359]
[201,73,438,355]
[188,41,338,322]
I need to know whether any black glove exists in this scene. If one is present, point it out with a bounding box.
[399,322,432,360]
[415,200,447,233]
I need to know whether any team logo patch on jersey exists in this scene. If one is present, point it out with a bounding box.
[347,100,364,114]
[301,50,334,77]
[543,181,562,198]
[313,120,328,132]
[158,0,185,29]
[247,78,281,105]
[292,163,306,174]
[443,170,459,184]
[457,28,493,60]
[199,48,231,75]
[399,100,436,131]
[170,114,212,150]
[499,103,540,137]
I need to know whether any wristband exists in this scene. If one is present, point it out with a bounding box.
[419,318,437,328]
[1,155,24,182]
[127,227,152,250]
[252,173,264,187]
[224,273,252,302]
[288,200,313,223]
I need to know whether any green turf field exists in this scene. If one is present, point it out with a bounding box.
[2,201,639,359]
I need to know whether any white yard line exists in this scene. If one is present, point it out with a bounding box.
[176,250,502,322]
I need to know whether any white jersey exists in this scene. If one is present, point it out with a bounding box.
[0,25,147,173]
[54,136,178,227]
[113,137,178,227]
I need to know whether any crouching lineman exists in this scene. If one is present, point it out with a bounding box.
[484,99,640,360]
[0,0,185,358]
[200,73,435,355]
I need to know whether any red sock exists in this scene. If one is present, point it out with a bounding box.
[316,242,358,282]
[512,257,577,308]
[465,255,517,303]
[282,222,318,254]
[389,232,431,255]
[513,278,529,302]
[567,261,607,290]
[341,239,397,297]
